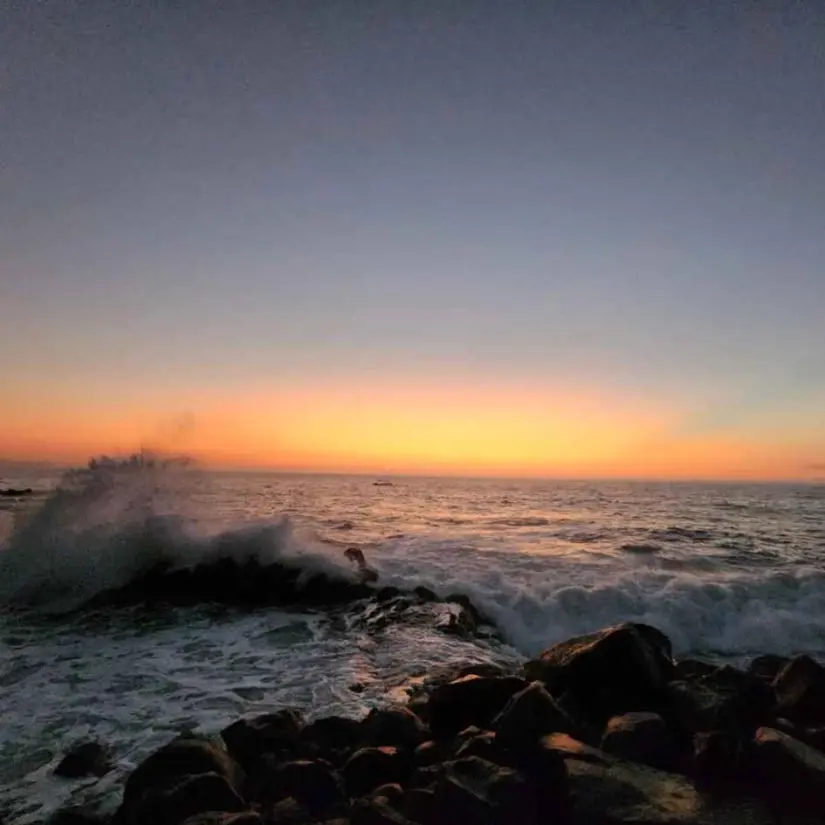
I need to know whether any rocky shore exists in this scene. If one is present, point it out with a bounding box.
[44,622,825,825]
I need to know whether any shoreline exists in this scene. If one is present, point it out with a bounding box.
[26,621,825,825]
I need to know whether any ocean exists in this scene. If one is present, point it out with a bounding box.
[1,462,824,822]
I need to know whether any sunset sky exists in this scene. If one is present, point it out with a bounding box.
[2,2,824,480]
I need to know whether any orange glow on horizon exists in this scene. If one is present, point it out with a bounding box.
[2,380,823,481]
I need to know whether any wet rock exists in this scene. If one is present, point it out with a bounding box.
[351,798,416,825]
[524,623,674,722]
[601,712,677,770]
[494,681,573,754]
[361,707,428,751]
[268,760,343,814]
[455,730,501,763]
[414,740,450,767]
[435,605,476,638]
[369,782,405,805]
[266,797,312,825]
[545,733,770,825]
[748,654,789,683]
[131,771,246,825]
[444,593,485,626]
[403,787,438,823]
[413,586,438,602]
[674,660,717,681]
[299,715,361,763]
[691,730,743,786]
[222,710,304,772]
[667,666,775,736]
[119,737,243,822]
[343,747,411,797]
[54,741,112,779]
[47,808,109,825]
[427,675,528,738]
[376,586,403,603]
[750,726,825,816]
[772,655,825,727]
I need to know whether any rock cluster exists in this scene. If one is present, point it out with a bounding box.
[50,622,825,825]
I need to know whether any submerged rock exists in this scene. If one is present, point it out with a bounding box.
[54,741,112,779]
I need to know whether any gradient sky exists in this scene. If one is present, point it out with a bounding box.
[2,1,824,479]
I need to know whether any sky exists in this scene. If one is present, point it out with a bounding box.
[1,1,824,479]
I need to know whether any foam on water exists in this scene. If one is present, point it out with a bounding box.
[2,463,825,822]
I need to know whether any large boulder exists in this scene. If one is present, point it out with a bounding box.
[750,726,825,816]
[494,681,574,754]
[342,747,411,797]
[118,736,243,823]
[427,675,527,739]
[772,655,825,727]
[667,666,775,737]
[54,741,112,779]
[267,759,343,814]
[524,623,674,722]
[600,712,677,770]
[544,733,770,825]
[351,798,416,825]
[299,715,361,764]
[221,710,304,772]
[748,655,789,683]
[129,771,246,825]
[361,708,428,751]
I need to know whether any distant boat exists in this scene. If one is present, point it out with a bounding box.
[373,480,394,487]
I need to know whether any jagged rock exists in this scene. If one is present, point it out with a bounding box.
[351,798,416,825]
[222,710,304,772]
[545,733,770,825]
[667,666,775,737]
[299,715,361,763]
[444,593,486,626]
[376,586,403,602]
[601,712,677,770]
[455,730,501,763]
[524,623,674,722]
[361,707,428,750]
[751,726,825,816]
[342,747,411,797]
[674,660,717,681]
[494,681,573,753]
[748,655,789,683]
[772,655,825,727]
[118,737,243,823]
[435,604,476,637]
[427,675,527,738]
[266,797,312,825]
[691,731,743,785]
[414,740,451,767]
[54,741,112,778]
[130,771,246,825]
[268,760,343,814]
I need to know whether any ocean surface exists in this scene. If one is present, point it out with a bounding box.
[1,462,824,822]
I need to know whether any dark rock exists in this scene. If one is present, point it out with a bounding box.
[667,666,775,736]
[131,771,245,825]
[403,787,438,823]
[546,733,770,825]
[413,586,438,602]
[600,712,677,770]
[673,659,717,681]
[268,760,343,814]
[119,737,243,822]
[444,593,485,626]
[361,707,428,751]
[222,710,304,772]
[409,765,441,789]
[455,730,501,764]
[691,730,743,786]
[772,655,825,727]
[369,783,405,804]
[435,605,476,638]
[751,726,825,816]
[54,741,112,779]
[455,663,509,680]
[494,681,573,754]
[524,623,674,722]
[376,586,403,603]
[299,715,361,763]
[266,797,312,825]
[181,814,261,825]
[414,740,450,767]
[748,654,790,683]
[428,675,527,738]
[351,798,416,825]
[343,747,411,797]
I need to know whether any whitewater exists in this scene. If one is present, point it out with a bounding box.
[1,461,824,822]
